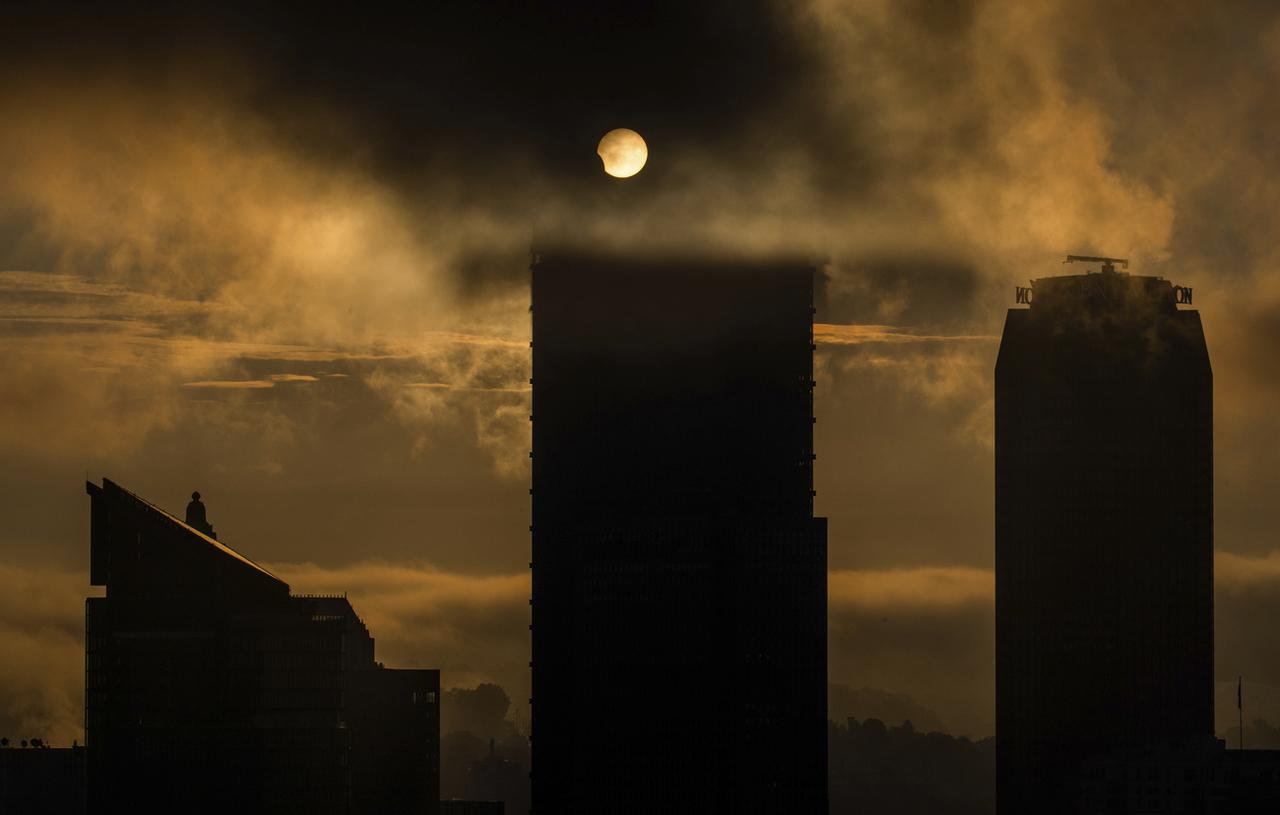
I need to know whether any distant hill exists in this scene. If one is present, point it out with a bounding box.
[830,717,995,815]
[829,683,947,734]
[1221,718,1280,750]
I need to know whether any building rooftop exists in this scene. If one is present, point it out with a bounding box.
[1014,255,1194,316]
[87,477,285,588]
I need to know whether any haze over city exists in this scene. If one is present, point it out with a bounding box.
[3,4,1280,807]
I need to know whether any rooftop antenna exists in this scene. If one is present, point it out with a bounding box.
[1239,675,1245,751]
[1064,254,1129,274]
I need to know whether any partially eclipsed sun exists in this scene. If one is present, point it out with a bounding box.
[597,128,648,178]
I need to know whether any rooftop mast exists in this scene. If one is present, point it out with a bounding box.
[1064,254,1130,274]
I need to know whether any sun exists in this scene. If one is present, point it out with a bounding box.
[597,128,648,178]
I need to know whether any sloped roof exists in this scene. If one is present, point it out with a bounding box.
[94,478,286,588]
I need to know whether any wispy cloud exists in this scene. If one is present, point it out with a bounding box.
[0,269,530,470]
[181,373,321,389]
[816,323,999,346]
[403,382,531,394]
[182,380,276,389]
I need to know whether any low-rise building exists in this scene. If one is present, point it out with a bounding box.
[85,478,439,815]
[1079,739,1280,813]
[0,744,86,815]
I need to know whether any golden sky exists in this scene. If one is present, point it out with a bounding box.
[2,0,1280,744]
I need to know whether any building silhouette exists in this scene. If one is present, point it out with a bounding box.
[529,251,827,813]
[995,259,1213,813]
[441,800,504,815]
[1078,740,1280,812]
[0,743,86,815]
[85,478,439,815]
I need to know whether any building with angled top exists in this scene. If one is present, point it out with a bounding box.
[85,478,439,815]
[995,258,1213,814]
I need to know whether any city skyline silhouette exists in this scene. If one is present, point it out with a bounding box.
[6,255,1265,813]
[5,3,1280,815]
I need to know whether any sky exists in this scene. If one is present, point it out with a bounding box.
[3,0,1280,745]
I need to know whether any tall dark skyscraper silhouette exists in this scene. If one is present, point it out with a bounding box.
[529,251,827,813]
[995,259,1213,814]
[85,479,440,815]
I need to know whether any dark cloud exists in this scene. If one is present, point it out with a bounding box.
[822,258,985,329]
[1,1,813,205]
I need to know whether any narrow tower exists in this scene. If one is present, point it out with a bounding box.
[995,257,1213,813]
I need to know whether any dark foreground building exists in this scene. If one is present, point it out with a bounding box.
[1079,741,1280,813]
[85,479,439,815]
[441,801,505,815]
[530,251,828,813]
[995,259,1213,814]
[0,744,85,815]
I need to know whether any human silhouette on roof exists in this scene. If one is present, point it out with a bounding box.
[185,491,216,539]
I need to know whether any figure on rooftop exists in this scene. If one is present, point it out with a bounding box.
[184,491,216,539]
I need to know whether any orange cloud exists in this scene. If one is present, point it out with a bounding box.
[829,566,994,611]
[0,564,92,747]
[1217,550,1280,590]
[815,323,998,346]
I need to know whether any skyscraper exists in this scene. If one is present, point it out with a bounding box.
[529,251,827,814]
[995,259,1213,814]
